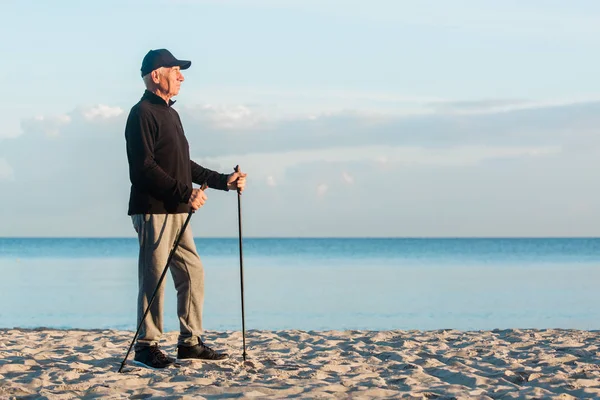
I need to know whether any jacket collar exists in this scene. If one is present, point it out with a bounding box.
[142,90,176,107]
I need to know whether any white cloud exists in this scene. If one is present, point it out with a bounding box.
[385,145,561,167]
[376,155,388,165]
[316,183,328,197]
[20,114,71,137]
[0,158,14,181]
[82,105,123,121]
[195,85,444,114]
[18,104,125,138]
[3,97,599,237]
[0,119,21,139]
[183,103,265,130]
[342,171,354,184]
[171,99,600,160]
[199,144,561,184]
[2,130,599,237]
[427,98,600,116]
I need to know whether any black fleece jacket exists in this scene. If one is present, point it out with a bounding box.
[124,90,229,215]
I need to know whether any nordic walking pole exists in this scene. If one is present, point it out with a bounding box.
[118,182,208,373]
[234,165,247,361]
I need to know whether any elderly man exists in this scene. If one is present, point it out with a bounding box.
[124,48,247,369]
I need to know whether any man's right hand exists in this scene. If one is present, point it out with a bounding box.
[188,188,207,211]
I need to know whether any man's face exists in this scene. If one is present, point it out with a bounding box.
[157,66,185,97]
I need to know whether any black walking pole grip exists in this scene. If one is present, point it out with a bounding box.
[118,182,208,373]
[234,165,247,361]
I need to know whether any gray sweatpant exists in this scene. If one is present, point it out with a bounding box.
[131,213,204,350]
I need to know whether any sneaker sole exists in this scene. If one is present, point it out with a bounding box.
[175,356,229,363]
[130,360,178,370]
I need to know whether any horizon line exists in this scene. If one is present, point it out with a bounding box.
[1,236,599,240]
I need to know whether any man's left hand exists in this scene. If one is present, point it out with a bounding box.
[227,168,247,192]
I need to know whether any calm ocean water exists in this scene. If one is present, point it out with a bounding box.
[1,238,599,332]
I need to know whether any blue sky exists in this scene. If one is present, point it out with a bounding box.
[1,0,599,237]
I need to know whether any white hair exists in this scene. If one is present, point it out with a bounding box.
[142,67,166,89]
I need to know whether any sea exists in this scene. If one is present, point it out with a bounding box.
[1,238,599,332]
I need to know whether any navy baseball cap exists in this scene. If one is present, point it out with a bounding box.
[140,49,191,77]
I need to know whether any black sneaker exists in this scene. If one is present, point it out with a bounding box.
[177,341,229,362]
[133,345,175,369]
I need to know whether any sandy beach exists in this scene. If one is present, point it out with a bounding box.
[0,328,599,399]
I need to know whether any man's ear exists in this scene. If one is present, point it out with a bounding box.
[151,69,160,84]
